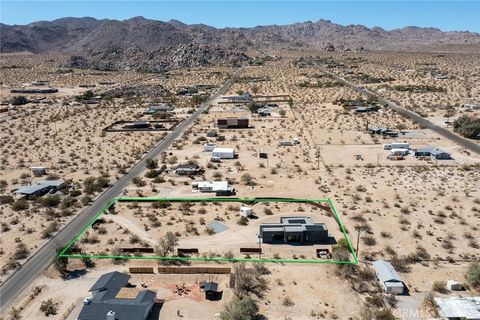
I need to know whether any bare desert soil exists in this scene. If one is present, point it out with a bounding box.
[1,52,479,320]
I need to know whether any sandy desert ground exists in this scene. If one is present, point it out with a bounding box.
[1,53,479,320]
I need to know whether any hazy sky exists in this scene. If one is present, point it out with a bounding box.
[1,1,479,32]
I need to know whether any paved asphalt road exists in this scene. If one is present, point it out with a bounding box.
[321,67,480,155]
[0,67,243,313]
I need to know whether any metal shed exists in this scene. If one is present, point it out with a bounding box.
[372,260,406,295]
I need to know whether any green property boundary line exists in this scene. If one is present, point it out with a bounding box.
[59,197,359,265]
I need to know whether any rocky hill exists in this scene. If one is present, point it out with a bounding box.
[1,17,479,71]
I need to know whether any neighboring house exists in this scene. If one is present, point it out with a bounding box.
[372,260,406,295]
[78,271,156,320]
[217,118,250,129]
[414,147,452,160]
[175,164,202,176]
[223,93,253,102]
[144,104,174,115]
[191,181,235,196]
[260,217,329,244]
[15,180,64,197]
[434,296,480,320]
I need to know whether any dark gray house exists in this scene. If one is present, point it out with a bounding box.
[260,217,328,244]
[15,180,64,198]
[78,271,156,320]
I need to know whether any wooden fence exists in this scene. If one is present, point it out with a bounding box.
[158,266,231,274]
[129,267,155,274]
[59,303,75,320]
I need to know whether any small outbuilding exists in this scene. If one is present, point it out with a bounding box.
[240,206,253,217]
[204,282,222,300]
[372,260,406,295]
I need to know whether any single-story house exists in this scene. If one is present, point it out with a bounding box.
[16,180,64,197]
[175,164,202,176]
[372,260,406,295]
[414,147,452,160]
[260,217,329,244]
[191,181,235,196]
[78,271,156,320]
[434,296,480,320]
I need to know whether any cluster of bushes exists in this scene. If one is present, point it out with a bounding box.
[83,176,110,195]
[297,80,344,88]
[393,85,445,93]
[453,115,480,138]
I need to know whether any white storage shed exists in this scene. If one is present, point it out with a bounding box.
[212,147,235,159]
[372,260,406,295]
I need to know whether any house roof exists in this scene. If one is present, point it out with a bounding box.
[16,180,64,195]
[415,146,450,155]
[212,147,235,153]
[79,272,156,320]
[372,260,403,284]
[89,271,129,292]
[434,296,480,319]
[176,164,200,170]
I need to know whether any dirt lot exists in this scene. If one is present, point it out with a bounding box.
[2,53,479,320]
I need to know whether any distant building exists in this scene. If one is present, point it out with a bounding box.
[175,164,202,176]
[11,88,58,94]
[78,271,156,320]
[144,104,174,115]
[260,217,329,244]
[191,181,235,196]
[211,147,236,159]
[414,147,452,160]
[372,260,406,295]
[217,118,250,129]
[223,93,252,102]
[15,180,64,197]
[434,296,480,320]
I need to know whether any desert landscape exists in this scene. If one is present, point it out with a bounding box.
[1,7,480,320]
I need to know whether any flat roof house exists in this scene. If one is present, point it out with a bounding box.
[434,296,480,320]
[372,260,406,295]
[15,180,64,197]
[78,271,156,320]
[414,147,452,160]
[260,217,328,244]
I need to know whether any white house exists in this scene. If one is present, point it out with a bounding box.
[211,147,235,159]
[191,181,235,196]
[372,260,406,295]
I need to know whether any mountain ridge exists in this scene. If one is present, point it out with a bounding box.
[2,17,479,70]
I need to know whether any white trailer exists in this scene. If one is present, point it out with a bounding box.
[390,148,409,156]
[204,143,217,152]
[390,143,410,150]
[212,147,235,159]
